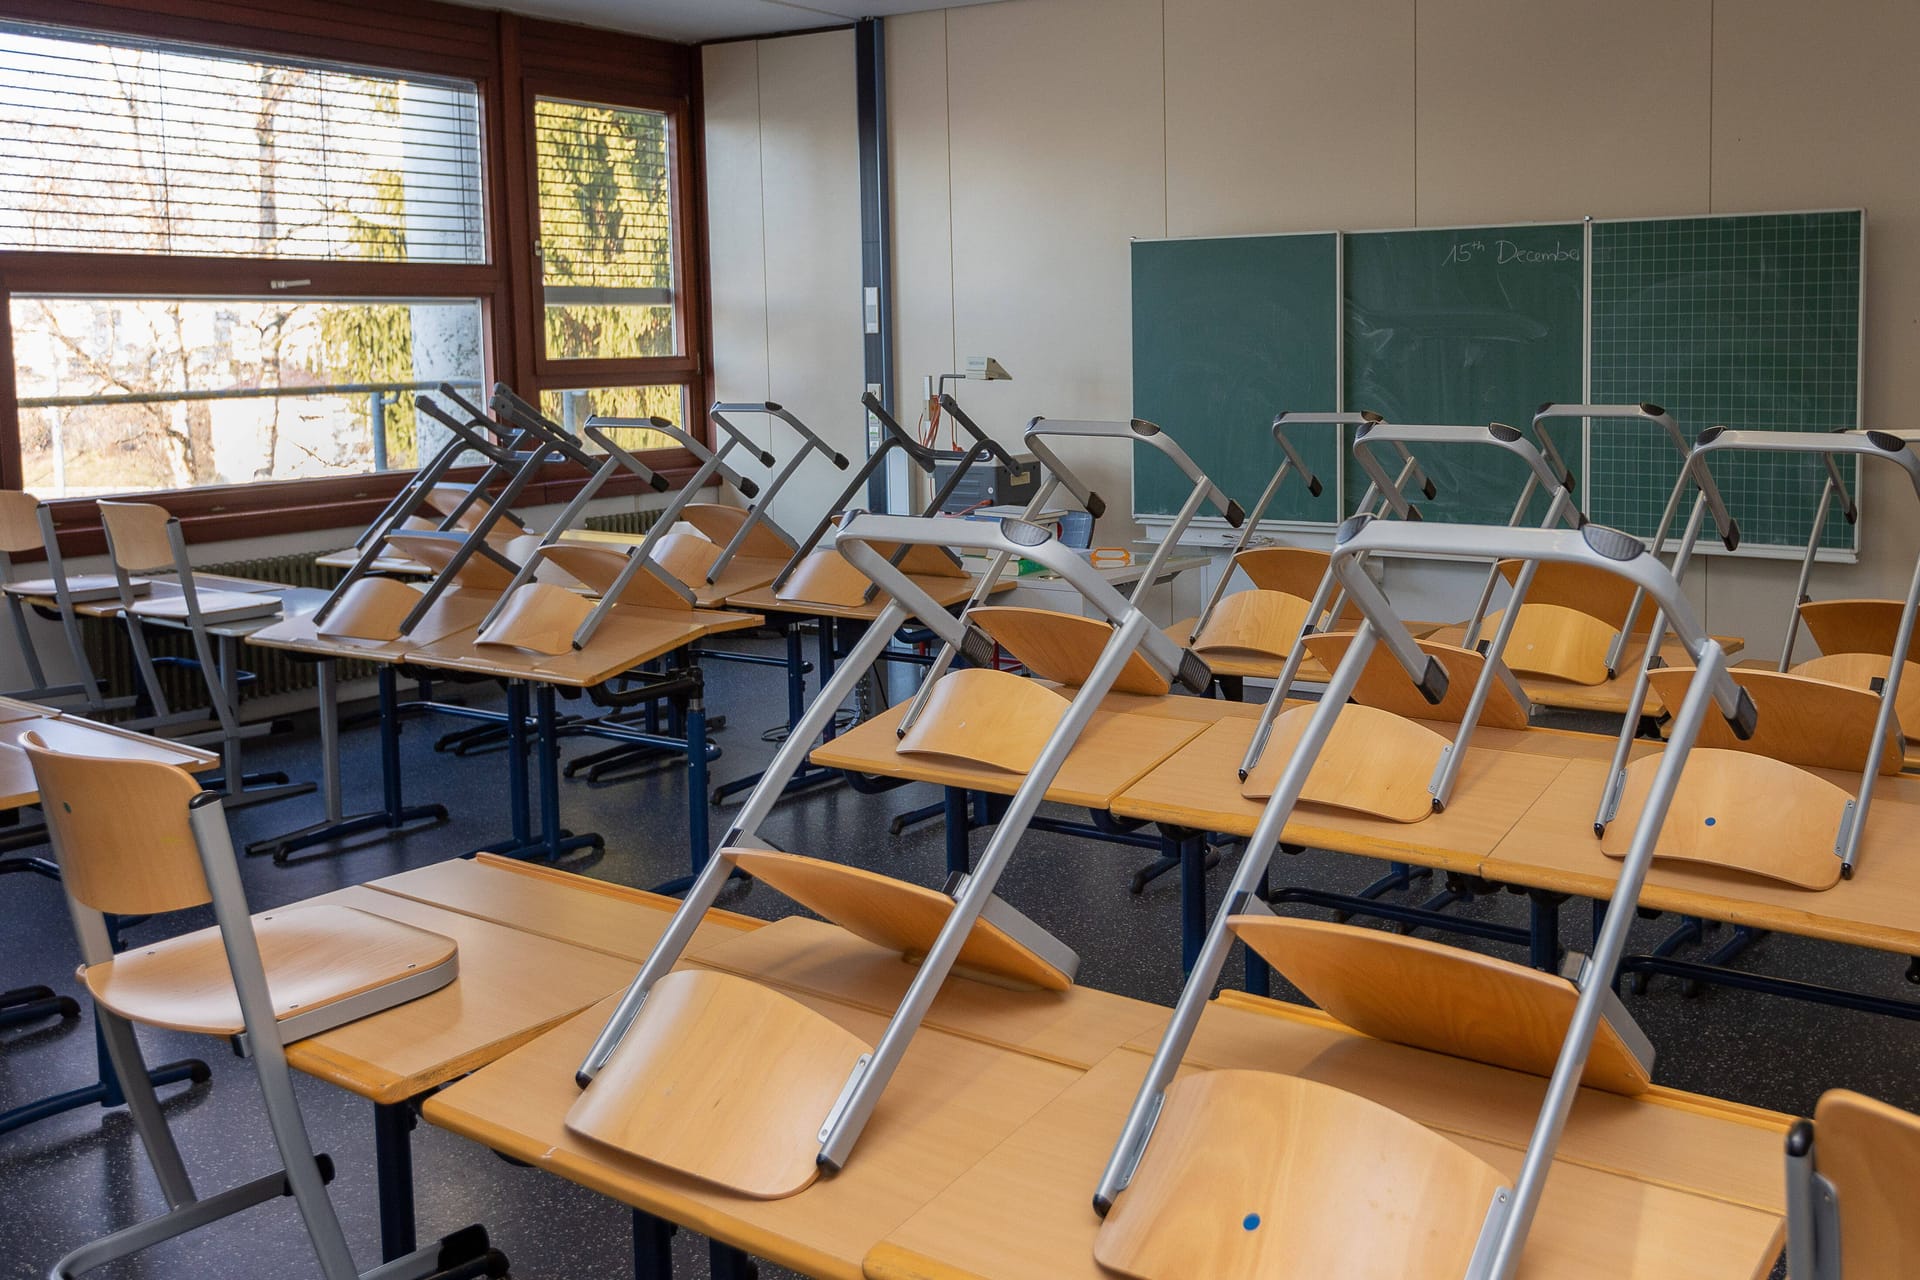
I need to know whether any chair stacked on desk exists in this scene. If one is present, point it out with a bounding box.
[563,511,1202,1192]
[1094,515,1758,1280]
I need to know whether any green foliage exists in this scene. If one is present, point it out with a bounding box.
[318,166,417,466]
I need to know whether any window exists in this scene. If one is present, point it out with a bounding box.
[13,296,484,497]
[0,8,706,540]
[535,97,677,361]
[0,22,486,261]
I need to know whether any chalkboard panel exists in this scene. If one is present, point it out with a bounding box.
[1344,224,1585,526]
[1589,211,1863,552]
[1131,234,1341,522]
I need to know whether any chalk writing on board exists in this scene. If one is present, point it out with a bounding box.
[1444,238,1582,266]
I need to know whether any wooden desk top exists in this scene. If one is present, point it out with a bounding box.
[16,574,292,621]
[809,700,1211,811]
[559,531,790,610]
[1487,758,1920,956]
[725,574,979,622]
[397,606,762,688]
[1111,715,1569,866]
[869,1007,1785,1280]
[0,708,218,810]
[424,989,1083,1280]
[315,547,432,575]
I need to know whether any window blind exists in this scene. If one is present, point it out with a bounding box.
[0,20,486,262]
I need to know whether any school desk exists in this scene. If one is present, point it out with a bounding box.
[558,527,788,609]
[866,994,1787,1280]
[410,860,1788,1280]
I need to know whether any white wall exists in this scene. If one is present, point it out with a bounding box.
[707,0,1920,653]
[701,31,867,538]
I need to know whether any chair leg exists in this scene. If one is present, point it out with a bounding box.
[245,1037,363,1280]
[93,1007,196,1208]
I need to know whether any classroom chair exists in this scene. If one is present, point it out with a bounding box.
[1785,1089,1920,1279]
[565,513,1193,1194]
[1096,515,1755,1280]
[21,734,495,1280]
[0,490,114,713]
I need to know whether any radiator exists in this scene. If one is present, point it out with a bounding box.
[83,509,665,713]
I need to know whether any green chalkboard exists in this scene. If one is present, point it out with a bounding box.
[1344,224,1585,526]
[1131,234,1341,523]
[1590,211,1863,552]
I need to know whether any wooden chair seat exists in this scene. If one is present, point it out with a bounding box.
[81,904,457,1036]
[315,576,428,642]
[1606,748,1851,890]
[1791,652,1920,743]
[1230,916,1650,1094]
[1648,665,1904,775]
[1188,590,1311,662]
[1483,602,1618,685]
[385,531,519,592]
[968,606,1170,696]
[1810,1089,1920,1277]
[1800,598,1920,666]
[565,968,871,1199]
[1094,1069,1504,1280]
[681,503,794,561]
[128,589,281,625]
[896,668,1070,773]
[727,849,1072,990]
[648,530,724,589]
[530,542,690,611]
[1241,703,1445,822]
[475,582,595,656]
[1303,632,1531,730]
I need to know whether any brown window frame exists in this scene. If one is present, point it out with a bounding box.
[0,0,709,557]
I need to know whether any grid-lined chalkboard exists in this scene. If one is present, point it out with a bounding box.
[1132,210,1864,552]
[1588,211,1862,551]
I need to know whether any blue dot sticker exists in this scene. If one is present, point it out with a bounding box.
[1704,816,1717,827]
[1242,1213,1261,1231]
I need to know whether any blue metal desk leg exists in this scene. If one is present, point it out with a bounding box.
[944,787,971,876]
[0,983,76,1029]
[631,1210,675,1280]
[374,1099,416,1262]
[1179,830,1207,975]
[506,683,532,850]
[1529,891,1564,972]
[1245,865,1271,997]
[533,684,602,862]
[0,1010,209,1135]
[687,679,709,874]
[710,1241,756,1280]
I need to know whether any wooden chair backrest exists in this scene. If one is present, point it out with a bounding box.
[1303,632,1531,730]
[97,500,178,575]
[1241,702,1445,822]
[895,667,1070,773]
[1234,547,1337,604]
[1484,602,1617,685]
[967,606,1170,697]
[1792,652,1920,743]
[1230,915,1650,1094]
[1648,665,1903,775]
[565,968,870,1200]
[1813,1089,1920,1279]
[1800,598,1920,665]
[1094,1069,1504,1280]
[24,732,211,916]
[1189,590,1311,661]
[0,490,42,556]
[1605,748,1850,891]
[1496,558,1642,630]
[776,550,878,608]
[537,542,690,612]
[383,531,518,592]
[424,484,494,532]
[681,502,793,560]
[728,849,1072,990]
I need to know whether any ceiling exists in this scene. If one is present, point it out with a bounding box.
[453,0,1000,44]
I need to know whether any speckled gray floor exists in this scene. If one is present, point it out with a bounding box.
[0,631,1904,1277]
